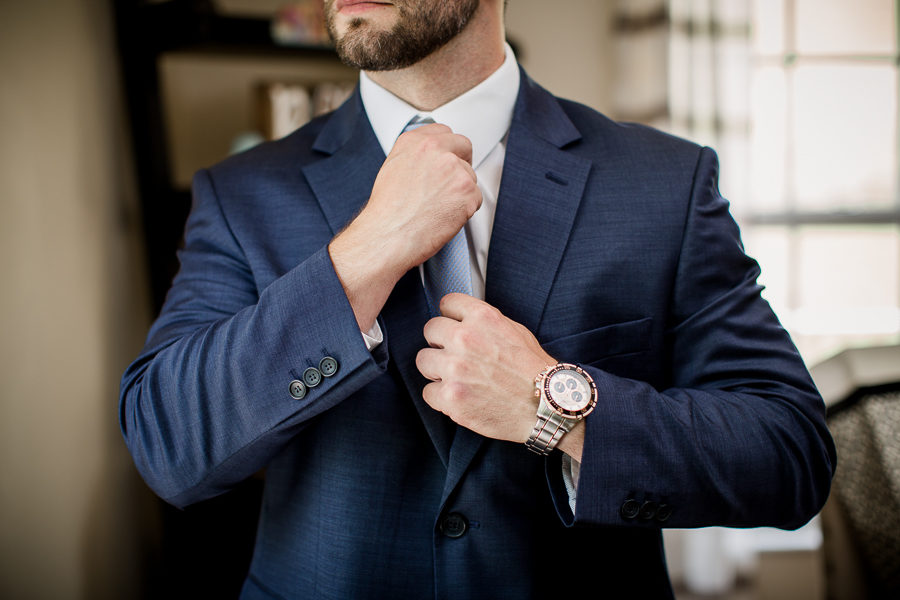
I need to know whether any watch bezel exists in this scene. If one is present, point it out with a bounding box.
[540,363,597,418]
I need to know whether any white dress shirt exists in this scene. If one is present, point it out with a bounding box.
[355,43,580,510]
[360,42,519,304]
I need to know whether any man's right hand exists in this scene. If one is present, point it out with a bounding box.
[328,123,482,332]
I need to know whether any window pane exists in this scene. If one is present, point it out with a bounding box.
[749,66,788,210]
[792,225,900,363]
[792,64,897,211]
[796,0,896,56]
[796,225,899,309]
[751,0,785,56]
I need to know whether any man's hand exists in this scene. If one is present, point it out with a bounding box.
[416,294,556,445]
[365,123,482,268]
[329,124,482,332]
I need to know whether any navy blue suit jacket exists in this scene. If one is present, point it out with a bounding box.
[120,70,835,599]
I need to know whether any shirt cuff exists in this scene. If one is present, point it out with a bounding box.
[561,453,581,514]
[361,320,384,351]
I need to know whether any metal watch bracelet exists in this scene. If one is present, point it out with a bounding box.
[525,400,571,455]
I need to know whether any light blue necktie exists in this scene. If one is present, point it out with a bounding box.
[402,116,474,315]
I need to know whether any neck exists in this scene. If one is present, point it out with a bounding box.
[366,3,505,112]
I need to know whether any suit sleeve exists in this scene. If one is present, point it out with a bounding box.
[119,169,388,509]
[550,147,836,530]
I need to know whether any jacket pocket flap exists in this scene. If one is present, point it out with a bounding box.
[541,317,653,365]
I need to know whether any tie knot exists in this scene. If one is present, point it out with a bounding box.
[404,115,435,132]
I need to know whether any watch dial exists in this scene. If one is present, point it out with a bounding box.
[547,370,592,411]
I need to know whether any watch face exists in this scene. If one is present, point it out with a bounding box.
[544,365,597,417]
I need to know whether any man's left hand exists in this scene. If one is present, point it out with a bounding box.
[416,293,555,444]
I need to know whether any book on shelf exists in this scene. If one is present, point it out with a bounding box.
[257,80,355,140]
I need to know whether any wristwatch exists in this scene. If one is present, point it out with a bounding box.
[525,363,597,455]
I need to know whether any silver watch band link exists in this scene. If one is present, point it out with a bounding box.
[525,404,570,455]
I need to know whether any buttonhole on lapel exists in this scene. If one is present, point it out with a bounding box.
[545,171,568,186]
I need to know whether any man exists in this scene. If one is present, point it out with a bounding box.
[120,1,836,598]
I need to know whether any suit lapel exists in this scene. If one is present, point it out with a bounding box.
[441,72,593,502]
[485,74,592,330]
[302,92,456,466]
[302,93,385,236]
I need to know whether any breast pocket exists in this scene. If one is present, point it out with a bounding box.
[541,317,653,366]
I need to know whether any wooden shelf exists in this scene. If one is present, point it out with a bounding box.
[113,0,343,313]
[130,0,335,57]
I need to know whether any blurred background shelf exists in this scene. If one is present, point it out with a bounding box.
[113,0,346,313]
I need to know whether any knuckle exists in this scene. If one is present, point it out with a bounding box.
[422,135,444,154]
[439,152,460,171]
[445,380,468,402]
[474,303,499,322]
[452,327,476,350]
[455,133,473,151]
[445,356,467,379]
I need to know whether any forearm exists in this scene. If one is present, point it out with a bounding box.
[120,246,388,508]
[574,364,833,530]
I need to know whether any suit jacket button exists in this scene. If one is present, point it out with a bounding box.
[620,499,641,520]
[656,503,673,523]
[319,356,339,377]
[440,512,468,538]
[638,500,659,520]
[289,380,307,400]
[303,367,322,388]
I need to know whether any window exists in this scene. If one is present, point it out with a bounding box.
[654,1,899,594]
[667,0,900,366]
[744,0,900,364]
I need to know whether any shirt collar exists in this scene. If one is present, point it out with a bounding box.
[360,43,520,169]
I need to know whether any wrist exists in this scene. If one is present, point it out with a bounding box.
[556,421,584,462]
[328,227,407,331]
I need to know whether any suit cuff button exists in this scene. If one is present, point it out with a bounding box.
[319,356,339,377]
[620,498,641,520]
[638,500,659,520]
[656,503,673,523]
[289,380,307,400]
[303,367,322,388]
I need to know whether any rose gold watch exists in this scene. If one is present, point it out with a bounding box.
[525,363,597,455]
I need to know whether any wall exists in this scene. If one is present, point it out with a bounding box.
[0,0,154,598]
[506,0,615,114]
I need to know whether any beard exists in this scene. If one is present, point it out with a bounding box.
[325,0,480,71]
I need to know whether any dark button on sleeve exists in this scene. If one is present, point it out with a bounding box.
[303,367,322,388]
[439,512,469,538]
[638,501,658,520]
[656,504,673,523]
[620,499,641,520]
[319,356,339,377]
[289,380,307,400]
